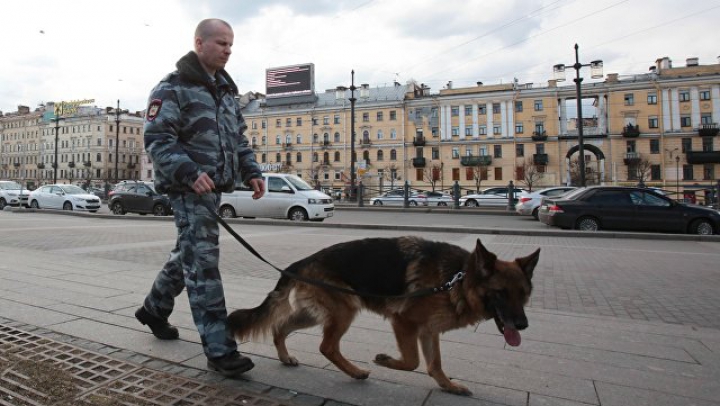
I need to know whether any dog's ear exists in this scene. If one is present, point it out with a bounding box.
[515,248,540,280]
[474,239,497,279]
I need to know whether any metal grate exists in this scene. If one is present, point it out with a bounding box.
[0,324,292,406]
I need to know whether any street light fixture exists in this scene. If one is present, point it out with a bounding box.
[553,44,603,187]
[114,100,121,183]
[53,105,63,184]
[675,155,680,199]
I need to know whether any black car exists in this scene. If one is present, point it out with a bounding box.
[538,186,720,235]
[108,181,172,216]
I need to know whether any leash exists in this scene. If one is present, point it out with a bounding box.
[202,201,465,299]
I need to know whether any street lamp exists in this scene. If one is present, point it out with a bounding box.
[53,105,63,184]
[675,155,680,199]
[114,100,121,183]
[554,44,603,187]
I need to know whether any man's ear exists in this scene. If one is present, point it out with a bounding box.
[516,248,540,280]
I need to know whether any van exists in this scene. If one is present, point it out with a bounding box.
[219,173,335,221]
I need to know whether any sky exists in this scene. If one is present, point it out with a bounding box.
[2,0,719,115]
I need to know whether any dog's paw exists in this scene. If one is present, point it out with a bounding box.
[442,383,472,396]
[351,369,370,380]
[280,356,299,366]
[373,353,393,366]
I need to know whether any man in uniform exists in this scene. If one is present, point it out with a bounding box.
[135,18,264,378]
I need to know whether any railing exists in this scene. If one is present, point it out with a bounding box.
[533,153,549,165]
[460,155,492,166]
[531,131,547,141]
[412,157,426,167]
[698,124,719,137]
[621,124,640,138]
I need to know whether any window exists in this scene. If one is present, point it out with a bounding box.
[679,90,690,102]
[377,130,383,140]
[432,147,439,160]
[702,137,714,152]
[431,127,438,137]
[624,93,634,106]
[464,106,472,116]
[701,114,713,125]
[648,116,659,129]
[465,127,472,136]
[297,134,302,144]
[362,113,369,122]
[515,123,523,134]
[493,145,502,158]
[680,116,692,128]
[377,150,384,161]
[313,152,318,162]
[650,165,661,180]
[377,112,383,121]
[647,93,657,105]
[492,103,500,114]
[682,164,693,180]
[650,139,660,154]
[275,153,281,163]
[297,152,303,162]
[451,106,459,116]
[390,149,397,160]
[494,167,503,180]
[452,168,460,181]
[275,119,281,127]
[515,101,523,112]
[703,164,714,180]
[389,110,397,120]
[286,118,292,127]
[534,100,543,111]
[700,90,711,101]
[493,126,501,135]
[516,144,524,157]
[311,117,318,126]
[479,126,487,135]
[334,151,340,162]
[334,115,340,124]
[334,132,340,143]
[626,140,636,153]
[296,117,302,126]
[478,105,487,115]
[251,121,257,129]
[536,143,545,154]
[451,148,459,159]
[451,126,459,136]
[464,147,472,157]
[682,137,692,153]
[286,135,292,144]
[415,168,424,181]
[390,129,397,139]
[276,135,281,145]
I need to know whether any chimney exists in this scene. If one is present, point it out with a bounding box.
[606,73,619,83]
[686,57,699,67]
[446,81,453,89]
[547,79,557,88]
[656,57,672,71]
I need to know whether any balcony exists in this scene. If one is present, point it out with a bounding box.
[413,136,426,146]
[621,124,640,138]
[531,131,547,141]
[37,163,45,169]
[698,124,719,137]
[533,153,549,166]
[460,155,492,166]
[412,157,426,168]
[13,162,20,168]
[687,150,720,164]
[68,161,75,168]
[321,140,331,149]
[127,163,136,169]
[83,161,92,167]
[251,143,259,150]
[623,152,641,165]
[360,139,372,146]
[282,142,293,150]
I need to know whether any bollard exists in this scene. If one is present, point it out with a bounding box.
[507,180,515,211]
[453,181,460,209]
[403,181,410,208]
[358,181,364,207]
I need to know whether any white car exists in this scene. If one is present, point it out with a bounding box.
[370,189,428,206]
[219,173,334,221]
[515,186,577,219]
[459,187,527,207]
[422,190,454,206]
[28,184,102,212]
[0,180,31,209]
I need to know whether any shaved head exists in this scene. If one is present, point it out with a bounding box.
[194,19,232,41]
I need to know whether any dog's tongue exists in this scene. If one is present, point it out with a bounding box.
[504,326,521,347]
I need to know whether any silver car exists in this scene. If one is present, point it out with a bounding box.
[370,189,428,206]
[515,186,577,219]
[459,187,526,207]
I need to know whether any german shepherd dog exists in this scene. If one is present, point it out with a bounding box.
[228,237,540,395]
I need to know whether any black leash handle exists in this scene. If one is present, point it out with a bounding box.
[203,200,464,299]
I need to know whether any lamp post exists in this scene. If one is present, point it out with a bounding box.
[554,44,603,187]
[114,100,120,183]
[53,104,62,184]
[675,155,680,199]
[349,71,357,202]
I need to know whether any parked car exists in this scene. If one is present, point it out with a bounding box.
[0,180,30,209]
[370,189,428,206]
[515,186,577,219]
[538,186,720,235]
[219,173,334,221]
[422,190,454,206]
[28,184,101,212]
[108,180,172,216]
[459,187,527,207]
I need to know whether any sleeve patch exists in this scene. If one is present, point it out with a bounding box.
[146,99,163,121]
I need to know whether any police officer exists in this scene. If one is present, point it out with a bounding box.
[135,18,265,378]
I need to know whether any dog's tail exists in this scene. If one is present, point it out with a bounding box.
[228,274,295,342]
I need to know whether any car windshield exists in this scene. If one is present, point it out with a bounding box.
[59,185,88,195]
[560,187,588,200]
[284,175,314,191]
[0,181,23,190]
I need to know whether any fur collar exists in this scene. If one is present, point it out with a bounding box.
[175,51,238,94]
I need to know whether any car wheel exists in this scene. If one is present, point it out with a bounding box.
[438,202,448,207]
[373,200,383,206]
[689,219,714,235]
[465,200,478,207]
[532,207,540,220]
[111,201,126,215]
[153,203,168,216]
[576,216,599,231]
[0,198,6,209]
[288,207,308,221]
[30,200,40,209]
[63,201,73,211]
[219,205,236,218]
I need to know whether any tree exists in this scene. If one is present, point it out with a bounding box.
[629,157,654,187]
[568,158,598,186]
[422,164,442,191]
[517,157,545,192]
[469,161,491,192]
[380,163,402,191]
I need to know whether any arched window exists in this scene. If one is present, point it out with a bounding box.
[313,152,318,162]
[313,133,319,143]
[262,136,267,145]
[334,151,340,162]
[275,135,281,145]
[323,133,330,143]
[334,132,340,143]
[296,134,302,144]
[390,129,397,139]
[261,153,267,163]
[390,149,397,160]
[285,152,291,163]
[363,150,370,161]
[296,152,302,162]
[362,130,369,143]
[323,152,329,163]
[251,136,257,146]
[377,150,384,161]
[275,153,281,162]
[96,153,102,162]
[377,130,383,139]
[286,134,292,144]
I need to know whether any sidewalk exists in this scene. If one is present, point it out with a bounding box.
[1,211,720,405]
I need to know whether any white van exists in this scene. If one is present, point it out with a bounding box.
[219,173,335,221]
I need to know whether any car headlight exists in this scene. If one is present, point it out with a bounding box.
[308,198,331,204]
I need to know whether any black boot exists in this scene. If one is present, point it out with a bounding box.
[135,307,179,340]
[207,351,255,378]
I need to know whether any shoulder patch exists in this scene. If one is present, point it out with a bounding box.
[146,99,163,121]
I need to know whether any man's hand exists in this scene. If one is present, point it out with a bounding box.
[192,172,215,195]
[249,178,265,199]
